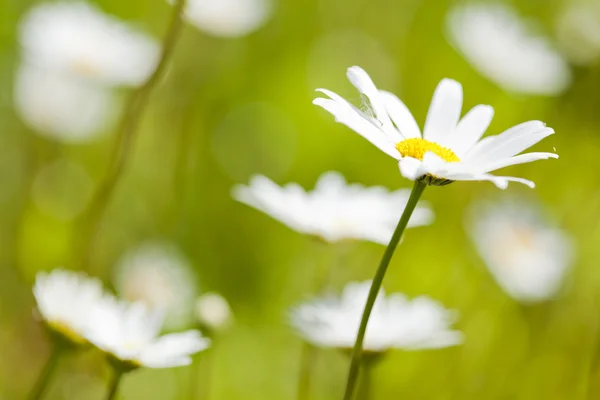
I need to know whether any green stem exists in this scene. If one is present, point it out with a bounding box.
[105,369,124,400]
[342,180,426,400]
[77,0,188,270]
[27,342,63,400]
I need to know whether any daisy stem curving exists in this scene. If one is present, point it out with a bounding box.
[342,180,426,400]
[28,341,64,400]
[76,0,187,271]
[105,369,124,400]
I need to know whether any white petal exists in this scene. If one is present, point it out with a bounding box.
[423,79,463,146]
[451,105,494,156]
[313,93,400,159]
[379,91,420,140]
[139,331,210,368]
[346,66,394,132]
[480,152,558,173]
[398,157,425,180]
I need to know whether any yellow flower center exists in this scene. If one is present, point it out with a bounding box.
[395,138,460,163]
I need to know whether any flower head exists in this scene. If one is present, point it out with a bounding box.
[19,2,159,87]
[86,301,210,370]
[290,281,463,352]
[195,293,233,334]
[445,3,571,95]
[232,171,433,244]
[466,199,574,303]
[114,242,197,331]
[33,269,109,345]
[314,66,558,189]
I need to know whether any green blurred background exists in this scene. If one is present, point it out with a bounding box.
[1,0,600,398]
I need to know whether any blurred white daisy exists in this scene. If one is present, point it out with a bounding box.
[445,3,571,96]
[173,0,272,38]
[290,281,463,352]
[114,242,197,331]
[14,64,115,143]
[232,171,433,244]
[555,3,600,65]
[86,301,210,370]
[466,199,574,303]
[19,1,159,87]
[195,292,233,333]
[314,66,558,189]
[33,269,109,345]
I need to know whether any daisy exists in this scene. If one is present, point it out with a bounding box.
[14,64,115,143]
[172,0,272,38]
[555,3,600,66]
[195,292,233,334]
[466,199,574,303]
[114,242,197,331]
[232,171,433,244]
[33,269,110,345]
[445,3,571,96]
[313,66,558,189]
[290,281,463,352]
[86,301,210,370]
[19,1,159,87]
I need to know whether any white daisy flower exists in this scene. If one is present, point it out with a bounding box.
[19,1,159,87]
[86,301,210,370]
[555,3,600,66]
[114,242,197,331]
[14,64,115,143]
[466,199,574,303]
[232,171,433,244]
[172,0,272,38]
[33,269,110,345]
[445,3,571,96]
[195,292,233,333]
[290,281,463,352]
[314,66,558,189]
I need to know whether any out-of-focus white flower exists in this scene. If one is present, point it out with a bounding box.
[555,4,600,65]
[290,281,463,352]
[19,1,159,87]
[232,171,433,244]
[195,293,233,333]
[445,3,571,96]
[314,66,558,189]
[114,242,197,331]
[86,301,210,369]
[33,269,110,345]
[14,64,115,143]
[172,0,272,38]
[467,199,573,303]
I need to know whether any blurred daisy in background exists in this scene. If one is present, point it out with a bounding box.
[173,0,273,37]
[290,281,463,352]
[195,292,233,335]
[33,269,111,346]
[555,3,600,66]
[445,3,571,96]
[314,67,558,189]
[232,171,434,244]
[114,242,198,331]
[19,1,159,87]
[86,301,210,370]
[14,65,115,143]
[466,198,574,303]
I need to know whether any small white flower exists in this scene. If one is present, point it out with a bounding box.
[19,1,159,87]
[290,281,463,352]
[445,3,571,96]
[114,242,197,331]
[466,199,574,303]
[195,293,233,333]
[232,171,433,244]
[14,64,115,142]
[555,4,600,65]
[33,269,109,345]
[314,66,558,189]
[173,0,272,38]
[86,301,210,369]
